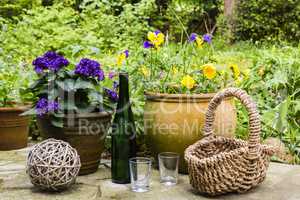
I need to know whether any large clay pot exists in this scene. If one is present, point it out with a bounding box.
[37,112,112,175]
[144,92,236,174]
[0,106,30,150]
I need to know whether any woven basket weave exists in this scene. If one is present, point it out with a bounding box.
[185,87,275,196]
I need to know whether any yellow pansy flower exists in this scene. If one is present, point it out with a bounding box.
[181,75,196,89]
[156,33,165,44]
[202,64,217,79]
[140,66,150,77]
[229,64,240,78]
[147,32,156,42]
[116,50,129,66]
[171,66,178,74]
[196,37,204,48]
[116,53,126,66]
[147,30,165,48]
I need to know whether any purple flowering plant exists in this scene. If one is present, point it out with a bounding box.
[23,51,118,127]
[35,97,59,116]
[32,51,69,74]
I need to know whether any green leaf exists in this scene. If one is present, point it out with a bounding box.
[74,78,95,90]
[56,79,76,91]
[29,76,46,91]
[20,107,36,116]
[71,45,83,57]
[60,101,77,111]
[90,46,100,55]
[48,73,57,82]
[53,112,64,118]
[294,100,300,112]
[267,70,288,88]
[57,70,67,79]
[276,97,290,132]
[48,88,60,100]
[50,117,63,128]
[88,91,102,101]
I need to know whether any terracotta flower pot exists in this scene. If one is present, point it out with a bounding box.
[0,105,30,150]
[144,92,237,174]
[37,112,112,175]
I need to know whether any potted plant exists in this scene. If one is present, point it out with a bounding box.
[23,51,118,175]
[0,63,32,150]
[140,31,250,173]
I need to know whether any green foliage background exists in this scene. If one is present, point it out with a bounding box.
[234,0,300,42]
[0,0,40,17]
[1,0,299,42]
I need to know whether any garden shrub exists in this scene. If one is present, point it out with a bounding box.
[151,0,222,41]
[0,0,156,64]
[174,40,299,163]
[48,0,222,41]
[234,0,300,42]
[0,0,40,18]
[0,0,222,38]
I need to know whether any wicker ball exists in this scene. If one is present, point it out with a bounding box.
[27,139,81,191]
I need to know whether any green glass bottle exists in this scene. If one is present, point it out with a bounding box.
[111,72,137,184]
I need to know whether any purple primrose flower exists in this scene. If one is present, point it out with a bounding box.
[109,72,116,79]
[189,33,197,42]
[75,58,104,81]
[124,50,129,58]
[104,88,119,102]
[143,41,154,49]
[36,97,59,116]
[113,81,119,89]
[32,51,69,74]
[203,34,212,43]
[154,30,161,35]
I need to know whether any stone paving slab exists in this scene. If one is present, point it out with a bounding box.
[0,147,300,200]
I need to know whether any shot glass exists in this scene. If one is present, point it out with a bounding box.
[129,157,152,193]
[158,152,179,186]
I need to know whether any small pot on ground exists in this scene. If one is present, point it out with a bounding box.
[37,111,112,175]
[0,105,30,150]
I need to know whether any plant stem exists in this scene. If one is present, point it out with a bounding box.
[169,7,189,40]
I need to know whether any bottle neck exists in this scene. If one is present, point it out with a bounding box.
[118,73,129,106]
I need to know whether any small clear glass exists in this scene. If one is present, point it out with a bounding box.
[158,152,179,186]
[129,157,152,193]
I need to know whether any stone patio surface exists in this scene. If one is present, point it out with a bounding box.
[0,146,300,200]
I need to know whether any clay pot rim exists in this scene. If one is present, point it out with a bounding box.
[0,104,31,112]
[62,111,113,119]
[144,92,232,102]
[39,111,113,119]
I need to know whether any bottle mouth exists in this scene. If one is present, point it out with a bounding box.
[119,72,129,76]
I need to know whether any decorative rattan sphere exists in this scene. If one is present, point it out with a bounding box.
[27,139,81,191]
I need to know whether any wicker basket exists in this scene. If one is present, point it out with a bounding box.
[184,87,275,196]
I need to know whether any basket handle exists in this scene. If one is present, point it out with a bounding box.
[203,87,261,154]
